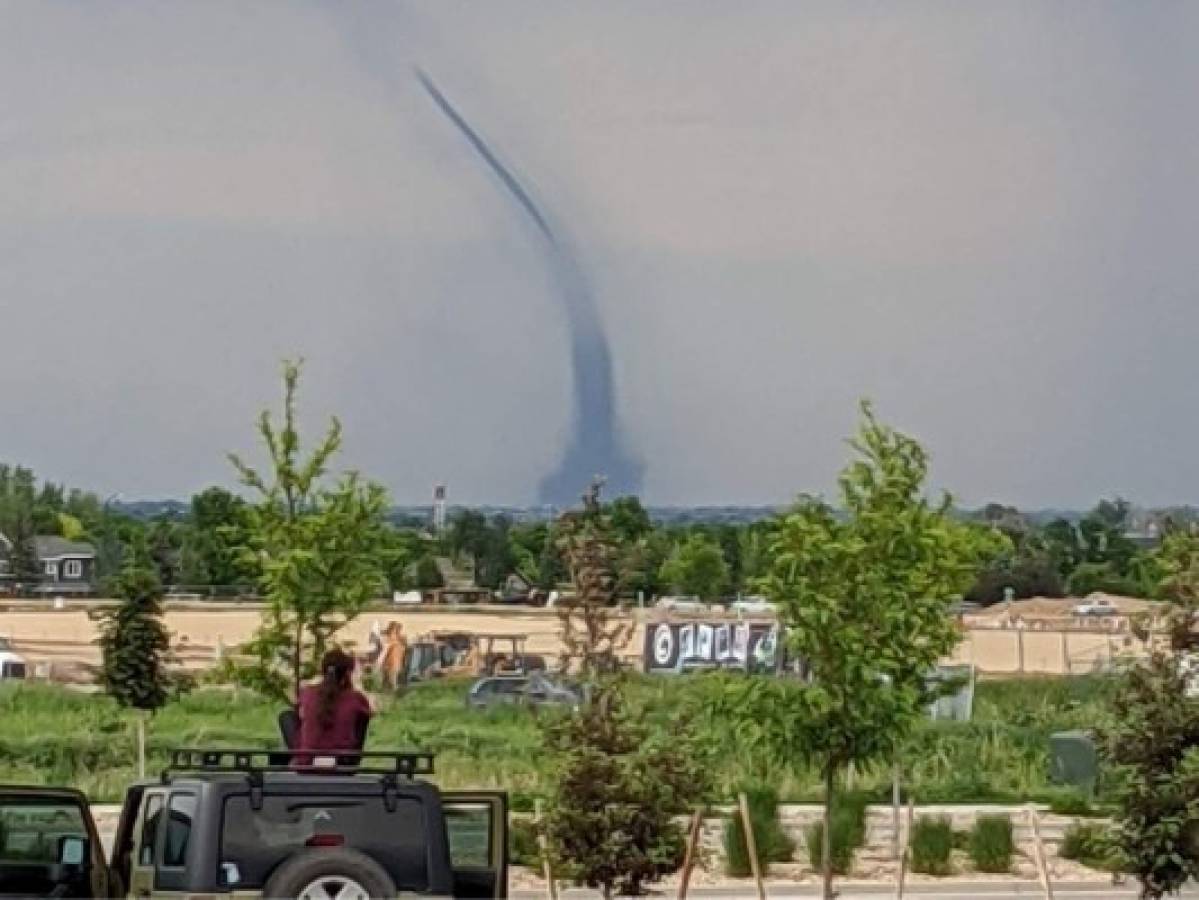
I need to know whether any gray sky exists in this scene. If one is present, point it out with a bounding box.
[3,1,1198,507]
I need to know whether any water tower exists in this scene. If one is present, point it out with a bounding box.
[432,484,447,534]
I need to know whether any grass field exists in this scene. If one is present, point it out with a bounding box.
[0,675,1116,808]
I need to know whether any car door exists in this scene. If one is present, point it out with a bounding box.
[442,792,507,898]
[0,787,111,899]
[126,789,166,899]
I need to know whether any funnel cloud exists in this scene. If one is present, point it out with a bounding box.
[415,69,643,505]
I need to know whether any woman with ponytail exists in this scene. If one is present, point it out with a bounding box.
[296,647,373,757]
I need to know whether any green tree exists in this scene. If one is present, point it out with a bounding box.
[95,552,172,712]
[146,519,182,588]
[1042,518,1085,582]
[378,527,426,591]
[542,679,710,898]
[754,402,985,898]
[413,554,445,590]
[1101,528,1199,899]
[544,481,709,897]
[184,486,257,589]
[608,495,652,544]
[658,534,731,600]
[738,526,772,590]
[446,509,491,581]
[476,514,515,589]
[229,361,390,702]
[0,466,40,584]
[554,481,635,673]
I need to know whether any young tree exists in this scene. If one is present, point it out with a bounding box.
[542,680,710,899]
[229,361,391,702]
[94,549,175,778]
[657,533,731,600]
[1102,529,1199,898]
[543,480,710,897]
[95,554,173,712]
[756,402,985,898]
[553,479,635,675]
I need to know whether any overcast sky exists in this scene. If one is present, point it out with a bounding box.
[2,1,1198,507]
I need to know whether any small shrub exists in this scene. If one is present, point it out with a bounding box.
[1060,822,1119,872]
[1048,790,1099,817]
[724,785,796,876]
[970,814,1014,873]
[509,818,542,867]
[910,816,955,876]
[806,793,867,875]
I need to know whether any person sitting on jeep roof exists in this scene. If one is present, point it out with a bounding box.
[295,648,373,762]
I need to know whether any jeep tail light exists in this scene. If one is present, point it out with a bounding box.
[306,834,345,847]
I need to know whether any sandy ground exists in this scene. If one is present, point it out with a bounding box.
[0,598,1166,677]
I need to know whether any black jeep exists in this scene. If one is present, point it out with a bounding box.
[0,749,507,899]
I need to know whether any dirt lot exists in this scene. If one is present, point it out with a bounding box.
[0,598,1164,678]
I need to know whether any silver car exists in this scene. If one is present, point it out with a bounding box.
[466,672,583,710]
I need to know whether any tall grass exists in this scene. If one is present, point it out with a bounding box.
[0,676,1117,804]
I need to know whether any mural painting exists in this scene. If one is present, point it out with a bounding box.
[644,620,784,674]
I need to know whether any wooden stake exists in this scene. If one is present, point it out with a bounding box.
[738,792,767,900]
[677,808,704,900]
[896,798,914,900]
[891,760,902,859]
[1028,805,1055,900]
[136,711,147,779]
[534,800,558,900]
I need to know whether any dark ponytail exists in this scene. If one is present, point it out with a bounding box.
[316,648,355,730]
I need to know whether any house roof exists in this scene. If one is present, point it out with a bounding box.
[34,536,96,559]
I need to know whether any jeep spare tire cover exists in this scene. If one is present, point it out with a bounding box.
[262,847,397,900]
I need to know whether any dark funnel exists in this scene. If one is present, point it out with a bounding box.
[416,70,643,505]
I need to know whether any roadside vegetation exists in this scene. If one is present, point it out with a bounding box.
[0,674,1119,807]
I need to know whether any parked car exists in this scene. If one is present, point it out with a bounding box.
[729,596,774,616]
[655,596,708,614]
[1072,596,1119,617]
[0,637,27,680]
[466,672,583,711]
[0,749,508,898]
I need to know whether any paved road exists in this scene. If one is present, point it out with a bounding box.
[512,882,1197,899]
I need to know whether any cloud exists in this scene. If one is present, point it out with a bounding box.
[1,1,1198,507]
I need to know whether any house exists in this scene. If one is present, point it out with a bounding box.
[31,536,97,596]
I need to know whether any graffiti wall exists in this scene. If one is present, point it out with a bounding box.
[644,620,784,674]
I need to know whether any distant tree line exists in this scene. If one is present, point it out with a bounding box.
[0,455,1189,605]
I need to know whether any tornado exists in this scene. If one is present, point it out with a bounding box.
[415,70,643,506]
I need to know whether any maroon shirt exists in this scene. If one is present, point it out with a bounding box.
[297,684,372,753]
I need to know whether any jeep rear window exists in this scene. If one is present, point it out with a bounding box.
[220,794,428,891]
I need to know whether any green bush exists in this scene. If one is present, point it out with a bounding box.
[1066,563,1140,598]
[806,793,867,875]
[724,785,796,876]
[1059,822,1119,872]
[509,817,542,867]
[1047,790,1100,817]
[910,816,955,876]
[969,814,1014,873]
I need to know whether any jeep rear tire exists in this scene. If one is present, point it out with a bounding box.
[262,847,397,900]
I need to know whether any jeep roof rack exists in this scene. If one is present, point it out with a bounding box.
[164,748,436,780]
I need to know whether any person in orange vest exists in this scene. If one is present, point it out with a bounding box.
[379,622,408,689]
